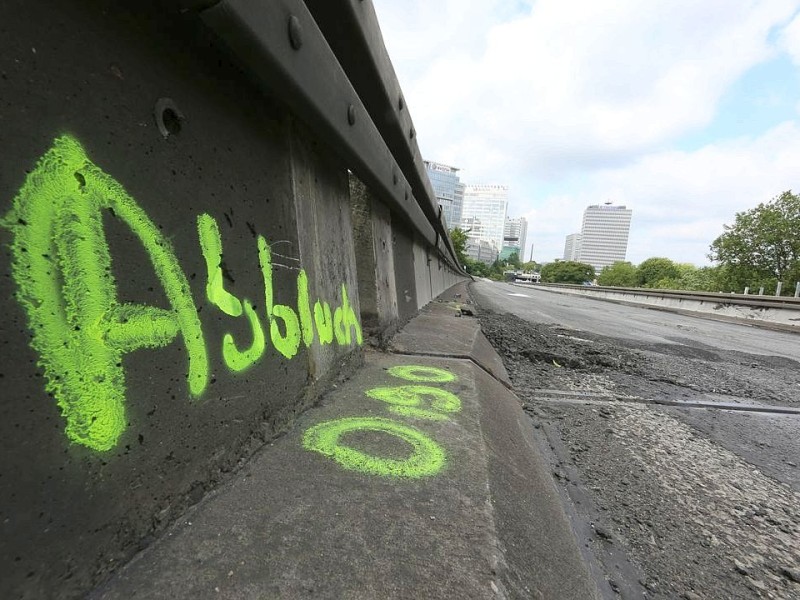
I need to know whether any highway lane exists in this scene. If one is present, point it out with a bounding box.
[469,279,800,600]
[471,280,799,361]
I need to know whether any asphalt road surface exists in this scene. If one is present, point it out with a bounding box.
[470,280,800,600]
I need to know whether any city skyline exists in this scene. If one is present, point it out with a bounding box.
[372,1,800,266]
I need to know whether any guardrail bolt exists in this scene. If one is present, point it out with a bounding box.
[288,15,303,50]
[398,95,405,110]
[154,98,184,139]
[409,127,415,140]
[347,104,356,125]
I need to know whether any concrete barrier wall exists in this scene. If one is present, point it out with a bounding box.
[527,284,800,331]
[0,2,465,598]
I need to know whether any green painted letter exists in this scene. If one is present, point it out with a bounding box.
[3,135,208,451]
[333,284,363,346]
[258,235,301,359]
[198,213,266,372]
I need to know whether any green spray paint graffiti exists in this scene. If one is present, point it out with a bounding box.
[303,365,460,478]
[365,386,461,420]
[3,135,363,452]
[303,417,445,478]
[2,135,208,451]
[198,213,363,366]
[387,365,456,383]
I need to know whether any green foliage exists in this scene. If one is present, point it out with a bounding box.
[463,257,489,277]
[521,261,540,272]
[709,191,800,294]
[541,260,595,284]
[450,227,469,266]
[651,263,718,291]
[505,251,521,269]
[597,261,637,287]
[636,257,680,288]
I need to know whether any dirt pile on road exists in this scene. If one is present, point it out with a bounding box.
[479,309,800,408]
[477,307,800,600]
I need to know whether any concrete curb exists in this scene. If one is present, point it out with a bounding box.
[90,284,598,599]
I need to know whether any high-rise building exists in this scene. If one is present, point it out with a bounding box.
[565,203,632,271]
[460,184,508,252]
[563,233,582,261]
[503,216,528,258]
[424,160,464,230]
[465,239,499,265]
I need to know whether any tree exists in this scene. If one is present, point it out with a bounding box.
[450,227,469,266]
[521,261,540,272]
[709,191,800,294]
[597,261,637,287]
[540,260,595,284]
[505,251,521,269]
[636,257,680,288]
[463,257,489,277]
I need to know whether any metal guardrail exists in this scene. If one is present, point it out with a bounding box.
[535,283,800,309]
[303,0,458,261]
[187,0,462,272]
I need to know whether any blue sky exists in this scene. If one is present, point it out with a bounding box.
[372,0,800,265]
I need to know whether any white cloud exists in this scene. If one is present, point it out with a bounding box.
[780,11,800,64]
[385,0,798,176]
[372,0,800,265]
[529,121,800,264]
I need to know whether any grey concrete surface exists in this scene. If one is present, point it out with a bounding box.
[390,281,511,387]
[476,281,799,360]
[0,2,360,597]
[91,349,597,599]
[350,176,400,339]
[472,279,800,599]
[0,3,467,598]
[517,282,800,332]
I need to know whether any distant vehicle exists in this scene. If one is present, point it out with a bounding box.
[513,271,541,283]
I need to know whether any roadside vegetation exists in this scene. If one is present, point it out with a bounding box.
[450,228,538,280]
[449,190,799,294]
[596,191,800,295]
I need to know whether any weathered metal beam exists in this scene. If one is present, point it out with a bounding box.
[199,0,461,270]
[304,0,461,267]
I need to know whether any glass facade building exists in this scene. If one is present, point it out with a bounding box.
[424,160,464,230]
[460,184,509,253]
[503,216,528,260]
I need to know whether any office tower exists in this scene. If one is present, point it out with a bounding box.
[573,203,632,271]
[460,184,509,253]
[563,233,582,261]
[424,160,464,230]
[503,216,528,257]
[465,239,499,265]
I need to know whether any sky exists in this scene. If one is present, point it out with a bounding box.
[371,0,800,265]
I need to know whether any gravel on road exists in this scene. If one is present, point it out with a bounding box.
[477,308,800,600]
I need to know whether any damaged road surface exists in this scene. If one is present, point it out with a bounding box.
[470,280,800,600]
